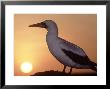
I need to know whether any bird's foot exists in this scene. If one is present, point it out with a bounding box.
[68,67,72,75]
[62,66,66,73]
[68,72,72,75]
[62,69,65,73]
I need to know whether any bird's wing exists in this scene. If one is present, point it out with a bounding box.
[58,38,97,66]
[62,48,96,66]
[58,38,96,65]
[59,38,87,57]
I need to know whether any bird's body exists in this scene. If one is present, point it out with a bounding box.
[29,20,97,73]
[46,34,96,69]
[46,35,74,67]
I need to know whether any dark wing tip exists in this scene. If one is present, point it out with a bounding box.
[62,49,92,65]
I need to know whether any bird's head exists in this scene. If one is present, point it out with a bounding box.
[29,20,57,30]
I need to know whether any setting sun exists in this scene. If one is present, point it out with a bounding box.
[20,62,33,73]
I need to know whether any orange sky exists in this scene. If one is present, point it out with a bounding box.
[14,14,97,76]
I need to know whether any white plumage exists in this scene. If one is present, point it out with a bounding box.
[29,20,97,74]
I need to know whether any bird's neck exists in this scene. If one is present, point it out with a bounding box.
[47,26,58,37]
[46,27,58,47]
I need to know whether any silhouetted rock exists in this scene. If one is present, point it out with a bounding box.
[30,70,97,76]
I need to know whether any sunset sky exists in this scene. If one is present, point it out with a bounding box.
[14,14,97,76]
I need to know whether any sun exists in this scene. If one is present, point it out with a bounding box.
[20,62,33,73]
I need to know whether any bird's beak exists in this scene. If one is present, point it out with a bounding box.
[29,22,47,28]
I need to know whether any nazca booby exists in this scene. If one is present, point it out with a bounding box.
[29,20,97,74]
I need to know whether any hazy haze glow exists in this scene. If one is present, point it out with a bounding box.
[14,14,97,76]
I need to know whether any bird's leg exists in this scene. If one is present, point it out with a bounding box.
[69,67,72,74]
[63,65,66,73]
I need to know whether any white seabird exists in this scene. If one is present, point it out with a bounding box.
[29,20,97,74]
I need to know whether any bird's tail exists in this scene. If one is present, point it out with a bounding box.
[90,66,97,72]
[89,61,97,67]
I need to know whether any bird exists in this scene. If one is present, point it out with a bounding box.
[29,20,97,74]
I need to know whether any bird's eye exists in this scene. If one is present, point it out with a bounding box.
[41,22,48,28]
